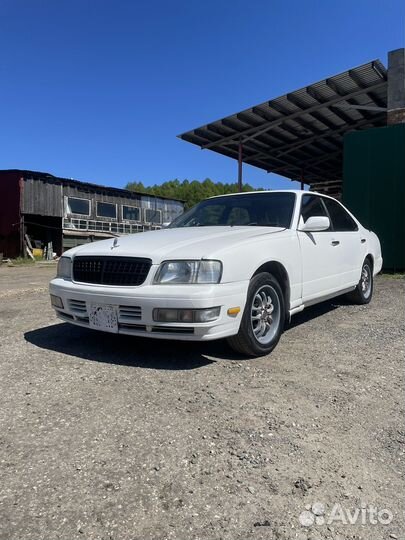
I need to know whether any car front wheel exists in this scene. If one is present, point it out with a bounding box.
[227,272,285,357]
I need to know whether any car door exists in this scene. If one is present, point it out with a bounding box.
[322,197,363,288]
[297,194,344,301]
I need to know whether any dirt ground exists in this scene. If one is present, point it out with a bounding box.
[0,265,403,540]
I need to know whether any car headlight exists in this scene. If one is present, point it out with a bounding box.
[57,257,72,280]
[154,260,222,284]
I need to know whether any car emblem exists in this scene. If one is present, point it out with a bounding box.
[111,237,119,249]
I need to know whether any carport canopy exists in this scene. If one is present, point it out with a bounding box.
[179,60,388,195]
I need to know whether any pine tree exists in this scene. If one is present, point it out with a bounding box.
[125,178,262,209]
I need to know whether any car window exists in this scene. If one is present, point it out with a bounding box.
[301,194,329,223]
[228,207,250,226]
[323,198,358,232]
[196,204,225,226]
[169,192,296,228]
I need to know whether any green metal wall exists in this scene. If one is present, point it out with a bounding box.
[343,124,405,271]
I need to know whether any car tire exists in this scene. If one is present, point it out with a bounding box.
[346,258,373,305]
[227,272,285,357]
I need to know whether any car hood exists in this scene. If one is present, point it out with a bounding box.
[67,226,286,263]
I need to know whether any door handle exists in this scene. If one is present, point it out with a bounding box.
[361,238,366,243]
[331,240,340,246]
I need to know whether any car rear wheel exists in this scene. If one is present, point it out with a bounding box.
[346,258,373,304]
[227,272,285,357]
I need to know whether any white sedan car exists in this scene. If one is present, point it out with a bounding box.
[50,190,382,357]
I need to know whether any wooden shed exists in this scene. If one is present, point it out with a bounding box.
[0,170,184,258]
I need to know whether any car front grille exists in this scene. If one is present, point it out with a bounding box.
[68,299,87,316]
[118,305,142,321]
[72,256,152,286]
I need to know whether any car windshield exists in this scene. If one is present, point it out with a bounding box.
[169,192,296,228]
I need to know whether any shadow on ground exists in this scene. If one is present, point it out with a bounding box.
[286,298,342,329]
[24,323,224,370]
[24,299,343,369]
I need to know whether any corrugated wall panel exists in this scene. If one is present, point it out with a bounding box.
[343,124,405,270]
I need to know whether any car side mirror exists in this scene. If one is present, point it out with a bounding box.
[300,216,330,232]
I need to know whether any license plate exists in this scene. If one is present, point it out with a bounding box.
[89,304,118,333]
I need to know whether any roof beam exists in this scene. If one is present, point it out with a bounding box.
[348,68,367,89]
[251,106,277,122]
[253,143,340,177]
[371,60,387,80]
[201,116,291,149]
[230,116,299,148]
[307,79,358,125]
[347,69,388,112]
[278,94,336,136]
[269,150,342,173]
[312,180,342,186]
[254,96,337,150]
[366,91,387,108]
[217,138,303,173]
[234,111,382,164]
[309,110,341,130]
[327,75,387,113]
[200,80,386,149]
[328,105,357,124]
[235,140,326,176]
[333,103,387,112]
[287,87,354,132]
[306,86,325,102]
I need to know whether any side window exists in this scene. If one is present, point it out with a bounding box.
[323,198,358,232]
[301,194,328,223]
[145,208,162,224]
[67,197,90,216]
[96,202,117,219]
[122,205,140,221]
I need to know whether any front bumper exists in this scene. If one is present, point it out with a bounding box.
[49,278,249,341]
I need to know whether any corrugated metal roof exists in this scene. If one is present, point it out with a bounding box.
[179,60,388,194]
[0,169,185,203]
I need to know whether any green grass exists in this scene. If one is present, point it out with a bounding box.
[7,257,36,266]
[6,256,57,266]
[380,272,405,279]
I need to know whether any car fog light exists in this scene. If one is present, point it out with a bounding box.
[153,307,221,323]
[194,307,221,322]
[50,294,64,309]
[178,309,194,322]
[155,309,178,322]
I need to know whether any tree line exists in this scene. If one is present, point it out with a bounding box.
[125,178,262,210]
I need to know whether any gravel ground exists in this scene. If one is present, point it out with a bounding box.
[0,265,404,540]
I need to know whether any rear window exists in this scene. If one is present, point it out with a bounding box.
[323,198,358,232]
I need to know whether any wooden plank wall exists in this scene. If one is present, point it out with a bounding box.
[22,177,184,223]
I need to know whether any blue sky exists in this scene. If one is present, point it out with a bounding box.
[1,0,404,190]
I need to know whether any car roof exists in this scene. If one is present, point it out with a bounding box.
[208,189,328,200]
